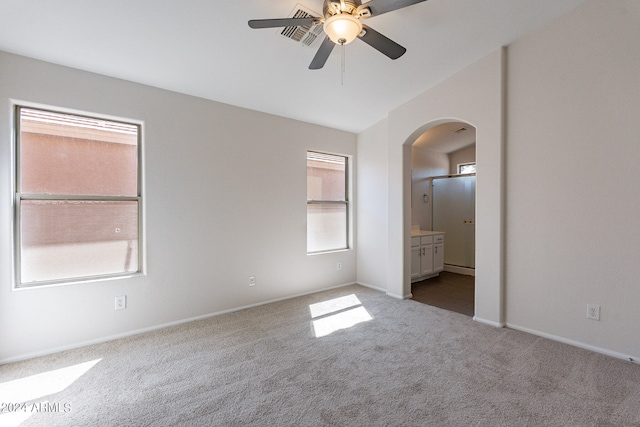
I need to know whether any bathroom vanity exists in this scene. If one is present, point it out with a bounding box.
[410,231,445,282]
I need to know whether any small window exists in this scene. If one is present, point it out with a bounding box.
[458,162,476,174]
[15,106,142,287]
[307,151,348,253]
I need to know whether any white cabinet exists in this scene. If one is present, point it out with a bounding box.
[410,240,421,280]
[411,232,445,282]
[420,239,434,276]
[433,233,444,273]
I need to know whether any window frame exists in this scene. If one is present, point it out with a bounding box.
[306,150,350,254]
[13,104,144,289]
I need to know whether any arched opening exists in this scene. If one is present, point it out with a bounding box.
[384,49,504,326]
[409,121,476,316]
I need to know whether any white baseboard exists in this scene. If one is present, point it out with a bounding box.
[473,316,505,328]
[506,323,640,365]
[444,265,475,276]
[1,281,358,365]
[356,281,387,294]
[386,291,411,300]
[355,281,412,299]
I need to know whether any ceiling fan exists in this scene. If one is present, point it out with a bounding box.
[248,0,427,69]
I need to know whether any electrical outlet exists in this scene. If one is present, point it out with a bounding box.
[115,295,126,311]
[249,276,256,287]
[587,304,600,321]
[337,262,342,271]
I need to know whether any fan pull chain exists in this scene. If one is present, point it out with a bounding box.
[340,41,345,85]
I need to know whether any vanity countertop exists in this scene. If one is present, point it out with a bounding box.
[411,230,445,237]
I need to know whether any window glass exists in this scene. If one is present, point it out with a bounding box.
[16,106,142,287]
[20,200,139,283]
[307,204,347,253]
[307,152,346,201]
[307,151,348,253]
[458,163,476,174]
[19,108,138,196]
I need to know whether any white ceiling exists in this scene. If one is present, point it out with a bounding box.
[413,121,475,153]
[0,0,586,133]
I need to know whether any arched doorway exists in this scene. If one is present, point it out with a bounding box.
[409,121,476,316]
[383,48,505,327]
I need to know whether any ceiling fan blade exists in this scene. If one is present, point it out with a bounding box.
[363,0,427,17]
[358,25,406,60]
[309,36,336,70]
[248,17,320,29]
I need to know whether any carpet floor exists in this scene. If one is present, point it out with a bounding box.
[1,284,639,426]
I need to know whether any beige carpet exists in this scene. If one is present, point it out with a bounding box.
[1,284,639,426]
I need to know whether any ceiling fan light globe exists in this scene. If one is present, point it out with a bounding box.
[323,14,362,45]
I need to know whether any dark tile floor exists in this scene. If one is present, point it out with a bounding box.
[411,271,475,317]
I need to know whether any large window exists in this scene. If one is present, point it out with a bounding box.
[15,106,142,287]
[307,151,348,253]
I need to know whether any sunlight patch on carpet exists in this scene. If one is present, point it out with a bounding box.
[309,294,373,337]
[309,294,362,318]
[0,358,102,426]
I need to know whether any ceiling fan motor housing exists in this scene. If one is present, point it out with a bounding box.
[323,1,362,18]
[322,0,371,44]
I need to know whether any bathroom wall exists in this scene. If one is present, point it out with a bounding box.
[410,146,448,231]
[448,144,476,175]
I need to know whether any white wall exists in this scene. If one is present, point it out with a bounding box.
[386,49,505,320]
[410,147,448,231]
[448,144,476,175]
[0,52,357,363]
[355,119,389,292]
[4,0,638,365]
[356,0,640,361]
[505,0,640,359]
